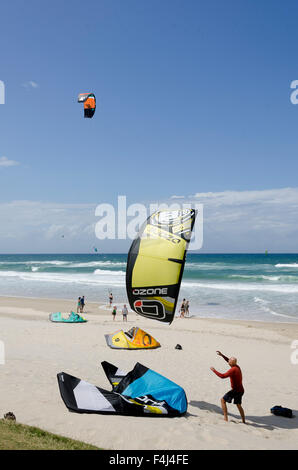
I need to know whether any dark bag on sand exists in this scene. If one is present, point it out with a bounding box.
[4,412,16,421]
[270,405,293,418]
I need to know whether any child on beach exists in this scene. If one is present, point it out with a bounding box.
[112,305,117,320]
[210,350,245,423]
[77,297,81,313]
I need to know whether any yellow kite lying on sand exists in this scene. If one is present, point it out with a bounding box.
[105,327,161,350]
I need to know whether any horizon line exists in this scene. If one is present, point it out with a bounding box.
[0,252,297,256]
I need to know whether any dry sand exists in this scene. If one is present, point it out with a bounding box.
[0,296,297,450]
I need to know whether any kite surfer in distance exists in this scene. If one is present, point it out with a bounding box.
[210,351,245,423]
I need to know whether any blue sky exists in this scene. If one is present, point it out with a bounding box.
[1,0,298,252]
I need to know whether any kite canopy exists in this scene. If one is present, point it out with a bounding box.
[49,311,87,323]
[77,92,96,118]
[105,327,161,350]
[57,361,187,417]
[126,209,196,324]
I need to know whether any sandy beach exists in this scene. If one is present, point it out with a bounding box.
[0,295,297,450]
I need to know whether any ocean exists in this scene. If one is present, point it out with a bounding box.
[0,253,298,322]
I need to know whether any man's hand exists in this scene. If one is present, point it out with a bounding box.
[216,351,229,363]
[210,367,215,372]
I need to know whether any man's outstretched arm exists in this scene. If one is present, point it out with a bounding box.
[216,351,229,363]
[210,367,232,379]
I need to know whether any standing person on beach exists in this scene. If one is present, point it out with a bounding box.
[185,300,189,317]
[109,292,113,307]
[80,296,85,313]
[180,299,186,318]
[210,351,245,423]
[122,304,128,322]
[112,305,117,321]
[77,297,81,313]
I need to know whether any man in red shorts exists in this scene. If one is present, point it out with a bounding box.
[210,350,245,423]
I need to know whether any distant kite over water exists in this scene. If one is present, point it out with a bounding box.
[77,92,96,118]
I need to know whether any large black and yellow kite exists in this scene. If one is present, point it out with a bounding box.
[126,209,196,324]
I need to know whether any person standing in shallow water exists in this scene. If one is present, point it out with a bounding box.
[210,351,245,423]
[109,292,113,307]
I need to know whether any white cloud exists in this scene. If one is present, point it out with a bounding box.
[167,188,298,252]
[0,189,298,253]
[0,156,19,167]
[22,81,39,89]
[190,188,298,207]
[0,201,100,253]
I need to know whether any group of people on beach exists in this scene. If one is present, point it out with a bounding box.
[111,304,128,322]
[180,298,190,318]
[109,292,128,322]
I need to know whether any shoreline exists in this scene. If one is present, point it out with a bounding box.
[1,251,298,326]
[0,295,298,338]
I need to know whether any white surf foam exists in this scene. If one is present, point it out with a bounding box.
[0,269,125,287]
[254,296,297,319]
[275,263,298,268]
[181,280,298,294]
